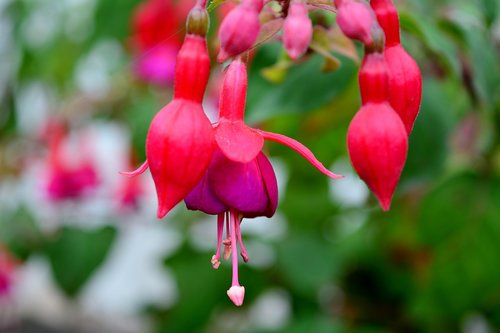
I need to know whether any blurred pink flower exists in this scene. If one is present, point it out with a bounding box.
[41,121,99,202]
[130,0,195,86]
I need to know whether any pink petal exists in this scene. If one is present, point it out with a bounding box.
[215,121,264,163]
[120,161,149,177]
[257,130,343,179]
[209,150,268,216]
[256,152,278,218]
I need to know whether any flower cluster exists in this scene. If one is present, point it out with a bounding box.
[125,0,421,305]
[336,0,422,210]
[124,0,340,306]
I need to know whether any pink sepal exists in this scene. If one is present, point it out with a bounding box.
[257,130,343,179]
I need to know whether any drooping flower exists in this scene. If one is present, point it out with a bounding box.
[217,0,264,63]
[131,0,194,85]
[283,0,313,60]
[123,5,216,219]
[347,51,408,210]
[184,58,341,306]
[371,0,422,134]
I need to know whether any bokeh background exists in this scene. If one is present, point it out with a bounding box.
[0,0,499,332]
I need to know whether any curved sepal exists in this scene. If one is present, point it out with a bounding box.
[257,130,343,179]
[119,161,149,177]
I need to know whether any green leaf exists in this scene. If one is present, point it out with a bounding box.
[399,12,461,77]
[246,44,357,123]
[277,233,339,296]
[0,207,43,261]
[45,226,117,297]
[414,173,500,322]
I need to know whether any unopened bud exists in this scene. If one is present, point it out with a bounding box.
[186,6,209,36]
[217,0,263,62]
[283,1,312,59]
[336,0,378,47]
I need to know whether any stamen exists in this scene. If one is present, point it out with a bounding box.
[223,211,232,260]
[227,209,245,306]
[234,215,249,262]
[211,213,225,269]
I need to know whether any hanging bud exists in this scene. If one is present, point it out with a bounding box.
[371,0,422,134]
[347,52,408,211]
[335,0,379,47]
[122,5,215,219]
[146,99,215,218]
[217,0,264,63]
[283,0,313,60]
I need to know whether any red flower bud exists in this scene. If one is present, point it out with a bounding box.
[217,0,263,62]
[371,0,422,134]
[146,99,215,218]
[122,11,215,218]
[347,52,408,211]
[335,0,377,46]
[283,0,312,60]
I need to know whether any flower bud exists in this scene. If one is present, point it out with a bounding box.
[283,0,313,60]
[347,103,408,211]
[217,0,264,62]
[347,52,408,211]
[174,34,211,103]
[147,99,215,218]
[335,0,378,47]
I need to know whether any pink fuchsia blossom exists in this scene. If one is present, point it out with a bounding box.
[185,58,340,306]
[347,51,408,211]
[42,121,99,202]
[283,0,313,60]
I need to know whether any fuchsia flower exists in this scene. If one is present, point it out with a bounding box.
[283,0,313,60]
[335,0,378,46]
[42,121,99,201]
[371,0,422,134]
[125,2,342,306]
[123,5,216,219]
[347,51,408,210]
[217,0,264,63]
[185,59,341,306]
